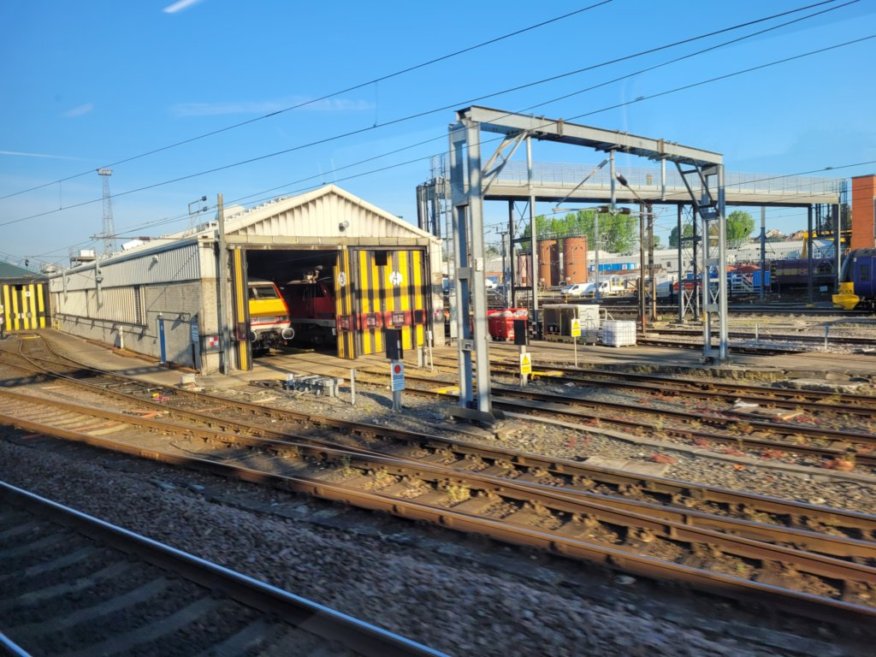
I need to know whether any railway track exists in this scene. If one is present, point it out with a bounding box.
[0,481,444,657]
[644,327,876,349]
[1,335,875,629]
[343,355,876,473]
[488,343,876,415]
[4,335,875,537]
[587,301,874,317]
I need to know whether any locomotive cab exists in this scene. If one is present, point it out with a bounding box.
[247,279,294,355]
[834,249,876,311]
[282,277,337,346]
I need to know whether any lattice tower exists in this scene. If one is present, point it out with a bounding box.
[98,168,115,255]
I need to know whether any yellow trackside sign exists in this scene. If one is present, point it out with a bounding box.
[520,352,532,376]
[570,318,581,338]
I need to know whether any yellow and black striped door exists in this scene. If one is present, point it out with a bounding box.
[348,248,429,357]
[1,282,48,332]
[230,248,251,371]
[334,249,356,359]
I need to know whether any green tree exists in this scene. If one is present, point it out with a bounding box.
[726,210,755,248]
[520,208,636,254]
[669,222,694,248]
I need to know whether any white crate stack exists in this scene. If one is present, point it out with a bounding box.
[601,320,637,347]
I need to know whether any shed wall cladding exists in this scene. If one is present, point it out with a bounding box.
[52,287,142,324]
[233,195,413,239]
[48,242,207,368]
[53,281,204,367]
[49,242,202,295]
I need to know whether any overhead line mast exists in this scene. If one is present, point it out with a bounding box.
[98,168,115,256]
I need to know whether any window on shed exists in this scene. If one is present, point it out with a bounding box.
[374,251,388,267]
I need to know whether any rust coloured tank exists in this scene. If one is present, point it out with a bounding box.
[537,239,559,288]
[516,253,531,286]
[563,236,588,284]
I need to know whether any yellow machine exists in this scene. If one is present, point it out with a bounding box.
[832,281,860,311]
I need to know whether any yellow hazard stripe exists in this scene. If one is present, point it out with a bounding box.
[412,249,424,347]
[371,251,383,355]
[399,250,411,350]
[335,249,354,359]
[36,284,46,328]
[333,260,345,359]
[1,285,9,332]
[359,249,371,356]
[28,284,37,330]
[11,286,19,331]
[345,249,355,358]
[232,249,249,371]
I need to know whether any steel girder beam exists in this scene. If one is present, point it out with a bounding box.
[676,163,728,361]
[482,131,528,195]
[449,120,492,416]
[457,106,722,166]
[449,107,730,417]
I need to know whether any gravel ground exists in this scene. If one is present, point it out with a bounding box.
[2,332,875,656]
[225,372,876,514]
[0,436,867,657]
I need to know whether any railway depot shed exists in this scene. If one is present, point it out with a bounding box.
[48,185,443,373]
[1,260,49,333]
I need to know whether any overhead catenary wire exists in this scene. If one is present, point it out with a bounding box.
[1,3,863,232]
[0,2,612,201]
[4,0,842,203]
[11,15,872,261]
[27,150,876,267]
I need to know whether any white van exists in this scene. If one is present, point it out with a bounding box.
[561,282,595,297]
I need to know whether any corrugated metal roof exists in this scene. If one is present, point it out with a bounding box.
[158,184,440,246]
[0,260,44,280]
[224,185,438,242]
[54,185,440,274]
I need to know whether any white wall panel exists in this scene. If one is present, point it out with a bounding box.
[48,242,202,293]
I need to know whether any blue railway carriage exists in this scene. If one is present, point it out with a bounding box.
[839,249,876,310]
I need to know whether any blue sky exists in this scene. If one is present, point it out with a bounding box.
[1,0,874,269]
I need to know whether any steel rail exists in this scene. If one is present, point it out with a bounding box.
[0,391,874,586]
[482,347,876,414]
[3,344,874,544]
[0,480,447,657]
[343,363,876,470]
[1,386,873,563]
[351,356,876,467]
[648,327,876,348]
[1,416,874,631]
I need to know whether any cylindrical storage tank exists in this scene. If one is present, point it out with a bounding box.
[563,236,589,284]
[538,239,558,288]
[516,253,531,286]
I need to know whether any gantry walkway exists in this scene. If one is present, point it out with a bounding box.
[485,161,842,207]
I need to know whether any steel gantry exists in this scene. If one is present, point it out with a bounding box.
[448,106,729,418]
